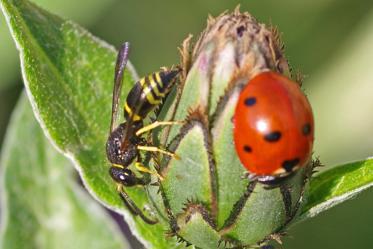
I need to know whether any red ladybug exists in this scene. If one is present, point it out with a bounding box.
[233,71,314,183]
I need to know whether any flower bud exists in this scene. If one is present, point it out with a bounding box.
[150,7,313,248]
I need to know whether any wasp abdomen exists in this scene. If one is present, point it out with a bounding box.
[124,69,180,121]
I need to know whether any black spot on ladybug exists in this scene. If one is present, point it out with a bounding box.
[302,123,311,135]
[243,145,252,153]
[244,97,256,106]
[236,25,245,37]
[282,158,300,172]
[264,131,281,142]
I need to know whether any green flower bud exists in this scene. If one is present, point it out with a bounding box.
[149,7,314,249]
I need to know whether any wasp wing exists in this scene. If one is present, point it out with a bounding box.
[120,84,147,148]
[110,42,130,133]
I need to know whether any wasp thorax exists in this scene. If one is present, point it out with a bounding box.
[106,122,143,166]
[148,7,314,249]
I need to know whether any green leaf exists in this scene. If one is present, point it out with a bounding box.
[1,0,183,247]
[0,0,116,90]
[297,158,373,222]
[0,94,128,249]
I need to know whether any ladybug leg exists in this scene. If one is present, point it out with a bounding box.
[241,172,260,182]
[242,172,280,190]
[241,171,250,180]
[248,173,260,182]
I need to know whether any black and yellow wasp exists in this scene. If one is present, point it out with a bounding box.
[106,42,181,224]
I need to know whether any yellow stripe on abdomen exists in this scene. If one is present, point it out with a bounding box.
[144,88,162,105]
[124,102,142,121]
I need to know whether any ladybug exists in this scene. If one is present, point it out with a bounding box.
[233,71,314,183]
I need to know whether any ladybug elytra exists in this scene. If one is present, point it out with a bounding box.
[233,71,314,183]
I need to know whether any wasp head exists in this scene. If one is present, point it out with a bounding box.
[109,167,142,186]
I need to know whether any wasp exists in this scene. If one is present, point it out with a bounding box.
[106,42,181,224]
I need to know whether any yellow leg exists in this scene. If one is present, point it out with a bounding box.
[137,145,180,160]
[116,183,123,192]
[135,162,164,180]
[112,163,125,169]
[135,121,183,136]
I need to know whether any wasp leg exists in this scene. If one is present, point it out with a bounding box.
[135,120,183,136]
[135,162,164,181]
[116,184,158,225]
[137,145,180,160]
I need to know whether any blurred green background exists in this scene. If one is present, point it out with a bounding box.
[1,0,373,248]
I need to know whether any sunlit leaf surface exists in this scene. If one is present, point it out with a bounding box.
[297,158,373,221]
[0,94,128,249]
[0,0,184,247]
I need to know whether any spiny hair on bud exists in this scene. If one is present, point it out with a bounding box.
[310,157,323,177]
[166,106,210,154]
[165,229,176,238]
[207,13,216,26]
[263,232,286,245]
[304,156,323,180]
[218,237,241,248]
[233,4,253,18]
[178,34,193,81]
[186,106,209,127]
[180,201,216,228]
[312,156,324,169]
[170,234,192,247]
[234,4,241,15]
[294,69,305,87]
[165,228,186,241]
[183,197,202,209]
[269,25,285,54]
